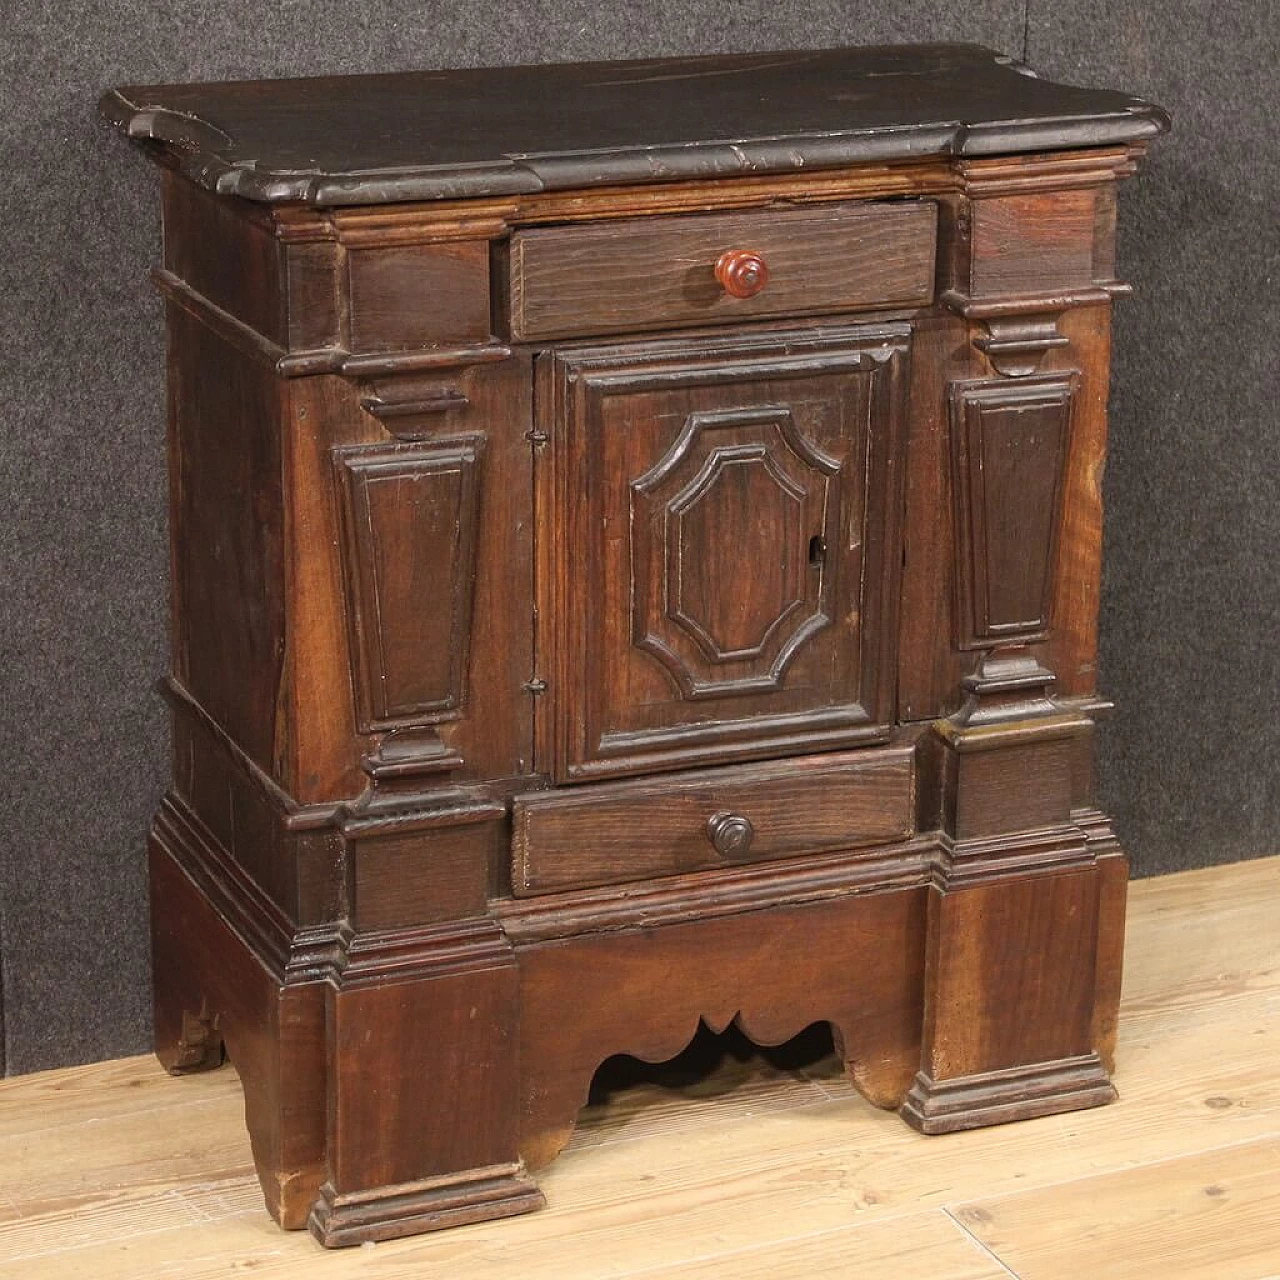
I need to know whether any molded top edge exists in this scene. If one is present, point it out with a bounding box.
[99,43,1169,207]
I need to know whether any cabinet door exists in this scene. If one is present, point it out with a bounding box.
[537,324,911,781]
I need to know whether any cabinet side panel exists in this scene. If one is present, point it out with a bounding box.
[1043,302,1113,698]
[163,170,285,344]
[168,303,285,774]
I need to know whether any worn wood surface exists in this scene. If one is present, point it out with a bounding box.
[954,1139,1280,1279]
[512,745,915,895]
[98,44,1167,205]
[281,355,536,803]
[100,46,1168,1247]
[0,856,1274,1277]
[509,199,936,340]
[539,324,911,782]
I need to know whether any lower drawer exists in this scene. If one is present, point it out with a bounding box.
[512,746,915,896]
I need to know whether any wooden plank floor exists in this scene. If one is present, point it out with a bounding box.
[0,856,1276,1278]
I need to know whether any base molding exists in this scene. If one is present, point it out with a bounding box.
[153,753,1126,1244]
[899,1052,1116,1135]
[307,1165,545,1248]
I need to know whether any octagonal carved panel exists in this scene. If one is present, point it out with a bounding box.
[631,406,839,699]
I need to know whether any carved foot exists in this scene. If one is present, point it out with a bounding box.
[308,1166,545,1248]
[832,1024,918,1109]
[160,1000,225,1074]
[899,1053,1116,1134]
[150,800,329,1230]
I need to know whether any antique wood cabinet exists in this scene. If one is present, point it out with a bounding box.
[100,45,1168,1246]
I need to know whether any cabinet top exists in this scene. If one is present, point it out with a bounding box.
[100,43,1167,207]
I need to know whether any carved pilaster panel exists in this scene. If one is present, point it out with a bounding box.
[334,435,485,733]
[951,374,1075,651]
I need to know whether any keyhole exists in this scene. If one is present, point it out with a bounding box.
[808,534,826,567]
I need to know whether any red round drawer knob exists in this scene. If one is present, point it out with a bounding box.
[714,249,770,299]
[707,811,755,858]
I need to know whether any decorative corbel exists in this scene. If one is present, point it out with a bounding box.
[973,312,1069,377]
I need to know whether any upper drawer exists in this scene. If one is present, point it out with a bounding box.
[512,746,915,897]
[507,199,937,342]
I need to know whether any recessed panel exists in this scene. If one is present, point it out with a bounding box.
[335,436,484,731]
[951,374,1074,650]
[542,324,911,781]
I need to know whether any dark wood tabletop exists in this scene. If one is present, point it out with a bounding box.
[99,43,1168,206]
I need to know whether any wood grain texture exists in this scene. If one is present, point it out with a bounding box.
[969,187,1098,298]
[512,746,915,895]
[0,858,1272,1278]
[99,45,1167,205]
[333,434,485,731]
[167,302,286,777]
[895,306,976,723]
[954,1138,1280,1279]
[630,1214,1012,1279]
[897,297,1117,720]
[162,169,284,342]
[950,373,1075,649]
[922,868,1102,1080]
[516,886,928,1169]
[149,808,328,1229]
[349,820,501,930]
[1041,301,1114,698]
[347,241,492,351]
[541,324,910,781]
[952,735,1078,840]
[509,200,937,340]
[280,356,535,802]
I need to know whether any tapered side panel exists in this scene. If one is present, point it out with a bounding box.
[950,374,1074,650]
[333,436,485,732]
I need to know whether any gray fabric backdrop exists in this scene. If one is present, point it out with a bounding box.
[0,2,1275,1075]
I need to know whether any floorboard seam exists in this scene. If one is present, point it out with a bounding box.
[0,1090,244,1144]
[944,1129,1280,1214]
[942,1204,1021,1278]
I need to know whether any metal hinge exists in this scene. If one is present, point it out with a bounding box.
[522,677,548,695]
[525,428,549,446]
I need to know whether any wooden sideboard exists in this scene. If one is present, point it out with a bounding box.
[100,44,1168,1247]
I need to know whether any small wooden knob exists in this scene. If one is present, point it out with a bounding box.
[707,812,755,858]
[714,249,770,299]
